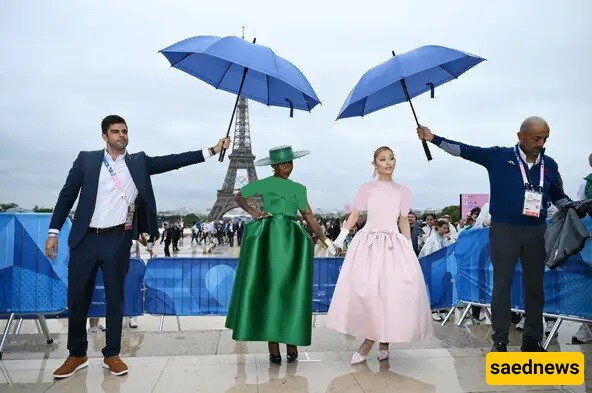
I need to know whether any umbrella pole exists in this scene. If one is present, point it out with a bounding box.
[219,67,249,162]
[400,79,432,161]
[392,51,433,161]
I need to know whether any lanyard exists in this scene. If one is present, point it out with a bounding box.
[102,156,130,203]
[514,147,544,191]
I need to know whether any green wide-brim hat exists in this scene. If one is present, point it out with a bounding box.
[254,145,310,166]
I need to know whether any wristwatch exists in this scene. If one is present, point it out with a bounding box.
[208,147,216,156]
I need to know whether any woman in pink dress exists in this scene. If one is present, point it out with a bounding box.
[326,146,433,364]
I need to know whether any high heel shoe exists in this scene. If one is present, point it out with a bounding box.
[269,354,282,365]
[350,352,366,365]
[287,352,298,363]
[268,342,281,365]
[377,350,389,361]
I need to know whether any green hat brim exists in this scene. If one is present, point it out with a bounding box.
[254,150,310,166]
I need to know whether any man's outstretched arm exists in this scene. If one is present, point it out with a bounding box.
[417,125,496,167]
[147,137,230,175]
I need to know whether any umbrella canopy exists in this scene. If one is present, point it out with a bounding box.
[160,35,321,114]
[337,45,485,119]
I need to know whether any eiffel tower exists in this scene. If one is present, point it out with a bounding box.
[208,97,262,220]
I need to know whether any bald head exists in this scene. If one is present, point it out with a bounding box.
[519,116,549,134]
[517,116,550,161]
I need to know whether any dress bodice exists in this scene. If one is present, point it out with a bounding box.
[240,176,308,217]
[353,180,411,232]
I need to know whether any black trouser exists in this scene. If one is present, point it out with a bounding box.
[164,240,171,257]
[490,221,546,344]
[237,232,243,246]
[67,231,132,357]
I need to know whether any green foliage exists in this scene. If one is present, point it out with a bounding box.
[33,205,53,213]
[440,205,461,223]
[0,203,19,212]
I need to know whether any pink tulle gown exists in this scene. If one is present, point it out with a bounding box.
[325,180,433,343]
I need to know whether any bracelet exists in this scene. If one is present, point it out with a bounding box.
[209,147,216,156]
[48,233,57,238]
[324,238,332,247]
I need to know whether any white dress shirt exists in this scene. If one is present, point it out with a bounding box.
[89,151,139,228]
[90,148,213,228]
[517,145,541,169]
[49,148,214,235]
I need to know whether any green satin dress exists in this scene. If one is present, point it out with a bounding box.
[225,176,314,346]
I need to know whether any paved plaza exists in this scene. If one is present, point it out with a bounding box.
[1,240,589,392]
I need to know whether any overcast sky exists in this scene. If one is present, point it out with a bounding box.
[1,1,589,213]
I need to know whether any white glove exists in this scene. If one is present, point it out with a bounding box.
[332,227,349,249]
[327,243,337,256]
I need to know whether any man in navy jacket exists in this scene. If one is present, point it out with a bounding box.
[45,115,230,378]
[417,116,570,353]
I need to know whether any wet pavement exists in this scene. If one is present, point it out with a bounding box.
[1,240,590,392]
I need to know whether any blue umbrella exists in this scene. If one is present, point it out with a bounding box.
[337,45,485,160]
[160,35,321,161]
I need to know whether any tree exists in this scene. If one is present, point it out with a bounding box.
[33,205,53,213]
[184,213,199,226]
[440,205,461,223]
[0,203,18,212]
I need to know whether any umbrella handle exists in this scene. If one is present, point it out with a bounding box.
[422,140,433,161]
[285,98,294,118]
[426,83,435,98]
[219,147,228,161]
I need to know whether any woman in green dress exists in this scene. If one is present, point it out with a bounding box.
[225,145,338,365]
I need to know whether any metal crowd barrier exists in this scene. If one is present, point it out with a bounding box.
[2,212,592,356]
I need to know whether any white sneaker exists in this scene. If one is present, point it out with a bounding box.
[377,350,389,361]
[350,352,366,365]
[572,324,592,344]
[432,312,443,321]
[128,317,138,329]
[516,317,525,331]
[88,325,105,333]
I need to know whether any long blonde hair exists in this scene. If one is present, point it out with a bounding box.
[372,146,394,178]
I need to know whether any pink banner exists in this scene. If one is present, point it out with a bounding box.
[460,194,489,217]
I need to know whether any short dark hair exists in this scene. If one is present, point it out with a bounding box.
[101,115,126,134]
[426,213,437,220]
[435,219,449,229]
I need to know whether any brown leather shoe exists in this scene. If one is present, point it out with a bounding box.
[103,356,128,376]
[53,356,89,379]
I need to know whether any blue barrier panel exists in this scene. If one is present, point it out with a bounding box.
[542,217,592,318]
[312,257,343,312]
[419,245,457,309]
[0,213,70,314]
[455,228,525,309]
[144,256,444,316]
[144,258,238,316]
[454,229,491,305]
[454,221,592,319]
[87,258,146,317]
[145,257,349,315]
